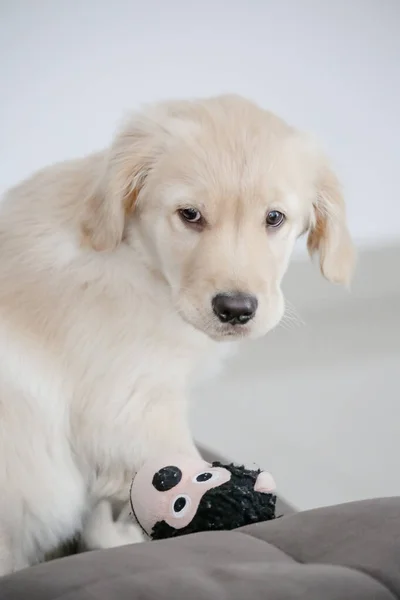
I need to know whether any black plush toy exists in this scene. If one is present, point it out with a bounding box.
[130,453,276,540]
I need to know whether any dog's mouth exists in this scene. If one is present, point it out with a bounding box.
[199,312,282,342]
[176,297,262,342]
[196,319,255,342]
[212,324,252,340]
[177,308,251,341]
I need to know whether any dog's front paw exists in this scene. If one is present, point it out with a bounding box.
[109,522,146,547]
[83,500,146,550]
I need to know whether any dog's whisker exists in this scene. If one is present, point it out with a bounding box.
[282,300,305,327]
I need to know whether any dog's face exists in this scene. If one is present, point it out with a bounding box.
[135,138,307,341]
[84,96,355,341]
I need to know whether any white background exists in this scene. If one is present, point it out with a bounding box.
[1,0,400,248]
[1,1,400,510]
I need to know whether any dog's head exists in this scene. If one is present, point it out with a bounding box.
[83,95,355,341]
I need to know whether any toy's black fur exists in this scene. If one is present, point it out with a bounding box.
[151,462,276,540]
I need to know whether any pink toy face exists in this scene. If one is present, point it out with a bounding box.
[130,454,276,537]
[153,463,232,529]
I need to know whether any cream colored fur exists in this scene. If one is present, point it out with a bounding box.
[0,95,354,574]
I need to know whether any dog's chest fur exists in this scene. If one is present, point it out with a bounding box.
[0,239,232,494]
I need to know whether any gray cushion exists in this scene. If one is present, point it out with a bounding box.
[1,498,399,599]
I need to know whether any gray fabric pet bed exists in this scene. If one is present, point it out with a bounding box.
[1,497,399,599]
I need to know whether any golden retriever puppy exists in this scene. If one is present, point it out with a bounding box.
[0,95,354,574]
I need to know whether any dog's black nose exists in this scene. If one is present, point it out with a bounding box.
[212,293,258,325]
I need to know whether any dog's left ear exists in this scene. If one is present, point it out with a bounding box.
[82,116,158,251]
[307,165,356,286]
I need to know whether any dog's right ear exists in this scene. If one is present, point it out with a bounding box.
[82,117,158,251]
[82,102,200,251]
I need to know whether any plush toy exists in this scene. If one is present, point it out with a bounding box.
[130,453,277,540]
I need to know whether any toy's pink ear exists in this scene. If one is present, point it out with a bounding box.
[254,471,276,493]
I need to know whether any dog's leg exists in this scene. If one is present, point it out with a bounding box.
[82,391,198,550]
[135,391,201,464]
[0,528,28,577]
[82,500,145,550]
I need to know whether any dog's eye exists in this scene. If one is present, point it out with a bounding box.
[178,208,202,224]
[266,210,285,228]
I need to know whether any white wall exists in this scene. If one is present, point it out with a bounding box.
[1,0,400,250]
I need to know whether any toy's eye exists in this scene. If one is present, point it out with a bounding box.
[193,471,220,484]
[152,466,182,491]
[172,494,191,518]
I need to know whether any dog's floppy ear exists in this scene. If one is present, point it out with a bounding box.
[307,165,355,286]
[82,117,157,251]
